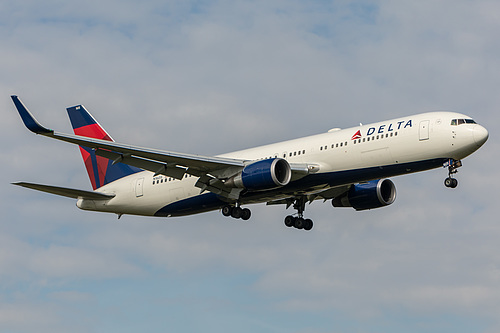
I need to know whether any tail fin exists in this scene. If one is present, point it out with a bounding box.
[67,105,141,190]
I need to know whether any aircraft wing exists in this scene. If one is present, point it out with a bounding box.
[12,96,245,170]
[11,96,255,198]
[12,96,319,199]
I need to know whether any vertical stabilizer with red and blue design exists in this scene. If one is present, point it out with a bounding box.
[67,105,141,190]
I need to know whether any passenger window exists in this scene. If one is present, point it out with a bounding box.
[340,142,343,147]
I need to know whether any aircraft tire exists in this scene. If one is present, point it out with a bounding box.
[241,208,251,220]
[444,177,452,187]
[444,177,458,188]
[231,206,243,219]
[222,205,232,217]
[294,217,305,229]
[304,219,313,231]
[284,215,295,227]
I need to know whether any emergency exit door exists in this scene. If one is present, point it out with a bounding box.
[135,177,144,197]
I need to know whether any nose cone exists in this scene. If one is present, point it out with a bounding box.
[473,124,489,147]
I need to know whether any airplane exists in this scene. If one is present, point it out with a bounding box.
[11,95,489,231]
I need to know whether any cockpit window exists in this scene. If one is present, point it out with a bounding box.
[451,118,476,126]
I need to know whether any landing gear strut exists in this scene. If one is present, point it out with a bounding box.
[444,159,461,188]
[284,196,314,231]
[221,205,251,220]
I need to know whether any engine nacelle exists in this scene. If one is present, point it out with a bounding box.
[332,179,396,211]
[225,158,292,191]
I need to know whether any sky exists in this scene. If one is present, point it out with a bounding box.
[1,0,499,332]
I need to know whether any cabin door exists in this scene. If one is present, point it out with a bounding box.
[419,120,430,141]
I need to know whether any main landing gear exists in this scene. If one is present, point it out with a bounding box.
[221,205,251,220]
[284,196,314,231]
[444,159,462,188]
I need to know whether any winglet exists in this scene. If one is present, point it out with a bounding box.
[11,95,53,134]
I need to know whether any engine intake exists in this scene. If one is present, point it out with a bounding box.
[332,179,396,211]
[225,158,292,191]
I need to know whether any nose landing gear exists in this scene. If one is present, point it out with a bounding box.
[444,159,462,188]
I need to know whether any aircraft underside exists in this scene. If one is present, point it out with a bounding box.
[154,157,453,231]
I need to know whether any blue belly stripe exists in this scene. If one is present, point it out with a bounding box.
[155,158,447,217]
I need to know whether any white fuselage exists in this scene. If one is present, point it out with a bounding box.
[79,111,488,217]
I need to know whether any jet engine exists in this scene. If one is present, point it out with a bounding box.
[225,158,292,191]
[332,179,396,211]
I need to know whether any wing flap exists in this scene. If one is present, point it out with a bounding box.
[12,182,115,200]
[266,185,351,206]
[95,149,189,180]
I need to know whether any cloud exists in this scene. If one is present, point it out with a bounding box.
[0,302,64,333]
[1,0,500,332]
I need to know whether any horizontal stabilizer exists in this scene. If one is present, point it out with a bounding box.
[12,182,115,200]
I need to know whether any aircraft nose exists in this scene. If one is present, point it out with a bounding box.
[473,124,489,147]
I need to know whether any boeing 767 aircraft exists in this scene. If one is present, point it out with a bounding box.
[12,96,488,230]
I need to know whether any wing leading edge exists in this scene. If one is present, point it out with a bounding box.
[11,96,250,198]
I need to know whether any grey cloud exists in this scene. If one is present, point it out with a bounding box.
[2,1,500,332]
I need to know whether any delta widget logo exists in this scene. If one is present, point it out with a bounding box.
[351,130,362,140]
